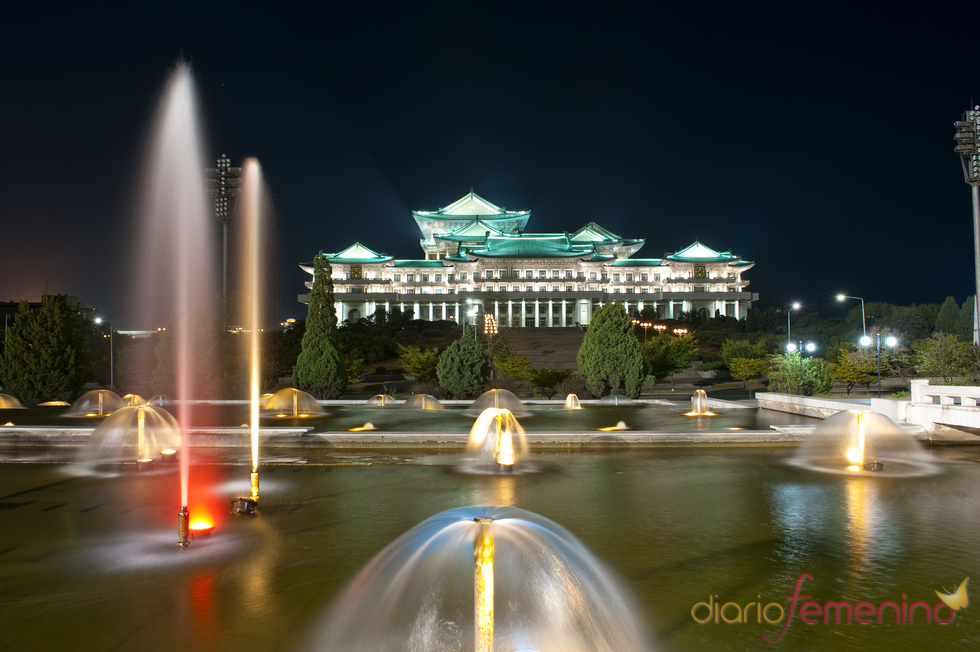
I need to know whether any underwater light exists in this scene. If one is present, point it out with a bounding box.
[136,458,155,471]
[863,460,884,472]
[189,521,214,539]
[160,449,177,464]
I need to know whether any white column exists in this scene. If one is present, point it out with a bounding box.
[429,301,433,322]
[508,300,513,327]
[535,299,540,327]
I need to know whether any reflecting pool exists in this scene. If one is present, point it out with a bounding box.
[0,446,977,651]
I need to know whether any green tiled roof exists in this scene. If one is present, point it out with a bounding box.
[570,222,622,242]
[391,260,448,268]
[467,235,597,259]
[610,259,664,267]
[665,241,740,263]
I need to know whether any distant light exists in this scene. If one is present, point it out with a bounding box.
[805,342,817,352]
[786,342,797,352]
[94,317,103,324]
[885,336,898,347]
[792,302,801,310]
[836,294,845,301]
[860,336,872,347]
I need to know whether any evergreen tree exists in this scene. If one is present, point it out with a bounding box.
[293,253,347,398]
[958,296,975,341]
[436,326,489,398]
[0,295,88,404]
[934,296,961,336]
[576,302,645,397]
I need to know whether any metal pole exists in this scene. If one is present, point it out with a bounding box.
[973,184,980,346]
[109,325,113,390]
[859,297,867,339]
[787,311,791,347]
[798,342,803,396]
[223,221,229,320]
[876,335,882,399]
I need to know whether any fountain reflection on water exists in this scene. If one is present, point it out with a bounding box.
[305,505,649,652]
[789,410,940,477]
[467,408,529,472]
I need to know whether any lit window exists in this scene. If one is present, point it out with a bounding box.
[626,273,633,282]
[538,270,546,278]
[552,270,559,278]
[590,272,597,280]
[435,274,442,282]
[641,273,648,281]
[394,273,401,282]
[565,269,573,278]
[407,274,414,282]
[422,274,429,283]
[526,270,533,279]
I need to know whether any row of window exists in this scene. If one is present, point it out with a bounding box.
[386,271,670,283]
[341,284,737,294]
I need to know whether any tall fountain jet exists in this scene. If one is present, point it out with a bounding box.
[239,159,268,509]
[134,62,216,548]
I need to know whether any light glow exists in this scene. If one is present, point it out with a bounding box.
[474,522,494,652]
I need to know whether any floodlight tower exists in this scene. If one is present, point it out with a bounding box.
[205,154,243,307]
[954,107,980,345]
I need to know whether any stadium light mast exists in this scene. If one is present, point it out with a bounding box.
[205,154,243,311]
[954,106,980,345]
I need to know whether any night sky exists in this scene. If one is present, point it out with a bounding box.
[1,2,977,329]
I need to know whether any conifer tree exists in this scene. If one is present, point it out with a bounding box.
[0,295,88,404]
[934,296,961,337]
[436,327,489,398]
[576,301,645,397]
[293,253,347,398]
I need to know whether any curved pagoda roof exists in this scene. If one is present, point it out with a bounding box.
[413,191,530,244]
[298,242,393,272]
[665,241,748,264]
[449,233,603,261]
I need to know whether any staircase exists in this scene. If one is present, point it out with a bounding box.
[500,328,585,370]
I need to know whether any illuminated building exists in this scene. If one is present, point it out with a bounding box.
[299,191,757,327]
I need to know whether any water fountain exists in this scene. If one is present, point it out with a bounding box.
[132,63,217,548]
[684,388,715,416]
[467,408,529,472]
[122,393,146,406]
[79,404,180,469]
[38,400,70,406]
[789,410,940,477]
[304,505,649,651]
[263,387,324,417]
[147,394,171,407]
[564,393,583,409]
[235,158,268,512]
[402,394,443,409]
[366,394,397,406]
[66,389,124,416]
[598,394,634,405]
[468,388,529,416]
[0,394,24,408]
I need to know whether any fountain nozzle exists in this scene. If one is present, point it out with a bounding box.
[863,460,884,472]
[250,469,260,502]
[177,506,190,549]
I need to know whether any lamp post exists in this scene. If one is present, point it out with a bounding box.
[205,155,243,319]
[653,324,666,337]
[632,319,652,341]
[786,341,816,396]
[836,294,866,338]
[786,302,801,346]
[954,106,980,345]
[860,333,898,398]
[94,317,113,389]
[673,328,688,336]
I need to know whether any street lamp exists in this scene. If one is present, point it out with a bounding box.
[861,333,898,398]
[786,302,801,346]
[653,324,666,337]
[632,319,652,341]
[785,340,816,396]
[836,294,866,338]
[94,317,113,390]
[954,106,980,344]
[673,328,688,336]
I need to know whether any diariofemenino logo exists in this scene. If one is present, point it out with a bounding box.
[690,574,969,642]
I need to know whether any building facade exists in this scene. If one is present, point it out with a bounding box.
[298,191,758,327]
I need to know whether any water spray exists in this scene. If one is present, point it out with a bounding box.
[473,516,494,652]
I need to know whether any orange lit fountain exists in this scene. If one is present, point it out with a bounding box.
[684,389,716,416]
[467,408,528,472]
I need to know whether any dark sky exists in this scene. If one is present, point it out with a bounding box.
[1,2,977,328]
